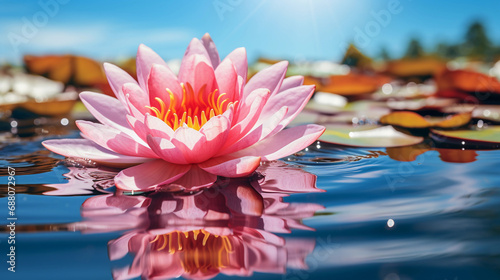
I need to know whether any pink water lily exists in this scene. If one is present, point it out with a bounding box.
[42,34,325,191]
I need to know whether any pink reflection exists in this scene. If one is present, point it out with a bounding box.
[74,161,324,279]
[44,166,118,196]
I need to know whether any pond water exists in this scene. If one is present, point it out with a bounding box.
[1,122,500,280]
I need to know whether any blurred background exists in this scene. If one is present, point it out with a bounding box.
[2,0,500,64]
[1,0,500,128]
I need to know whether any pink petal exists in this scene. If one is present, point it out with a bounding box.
[147,63,182,108]
[279,76,304,92]
[258,85,315,130]
[146,135,189,165]
[199,115,231,155]
[201,33,220,69]
[227,88,271,144]
[123,82,149,115]
[124,92,147,122]
[193,61,217,99]
[76,120,157,158]
[242,61,288,101]
[225,47,248,83]
[126,115,148,142]
[198,155,261,177]
[144,113,174,139]
[214,58,238,102]
[218,106,287,156]
[136,44,168,89]
[42,139,150,168]
[103,62,137,107]
[231,124,325,161]
[170,126,211,163]
[178,38,212,82]
[79,91,130,132]
[163,165,217,192]
[114,159,191,191]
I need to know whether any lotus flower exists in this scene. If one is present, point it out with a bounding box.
[42,34,325,192]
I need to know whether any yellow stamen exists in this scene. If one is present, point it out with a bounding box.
[146,84,230,131]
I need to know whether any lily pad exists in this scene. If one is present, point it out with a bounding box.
[437,69,500,94]
[431,126,500,149]
[318,73,388,96]
[320,124,424,147]
[380,111,471,128]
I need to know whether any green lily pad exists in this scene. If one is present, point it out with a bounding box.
[431,126,500,149]
[320,125,424,147]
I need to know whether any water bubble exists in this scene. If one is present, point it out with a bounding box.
[387,219,395,228]
[382,83,393,95]
[60,118,69,126]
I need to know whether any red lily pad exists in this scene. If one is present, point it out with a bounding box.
[320,124,424,147]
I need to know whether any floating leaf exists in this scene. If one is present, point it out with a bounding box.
[380,111,471,128]
[320,125,424,147]
[20,99,77,116]
[431,126,500,149]
[437,69,500,93]
[385,57,446,79]
[318,73,389,96]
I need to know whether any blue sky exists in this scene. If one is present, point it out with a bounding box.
[1,0,500,65]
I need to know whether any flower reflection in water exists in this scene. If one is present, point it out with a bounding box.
[73,161,324,279]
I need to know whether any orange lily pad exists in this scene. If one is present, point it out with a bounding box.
[318,73,389,96]
[437,69,500,94]
[385,57,446,79]
[320,125,424,147]
[20,99,77,116]
[380,111,472,129]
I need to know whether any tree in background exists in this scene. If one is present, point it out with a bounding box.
[436,42,461,60]
[404,38,425,58]
[379,46,391,61]
[341,44,373,69]
[462,21,492,60]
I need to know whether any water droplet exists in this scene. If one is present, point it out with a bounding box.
[10,120,17,128]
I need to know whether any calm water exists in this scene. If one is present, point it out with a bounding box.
[1,123,500,280]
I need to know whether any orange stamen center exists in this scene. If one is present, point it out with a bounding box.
[146,83,236,130]
[150,229,234,273]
